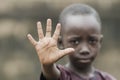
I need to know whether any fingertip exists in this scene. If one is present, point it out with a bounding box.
[57,23,61,26]
[67,48,75,52]
[27,34,30,37]
[37,21,41,25]
[27,34,32,40]
[47,18,52,23]
[47,18,51,21]
[61,48,75,56]
[47,18,52,27]
[56,23,61,29]
[27,34,36,46]
[70,48,75,52]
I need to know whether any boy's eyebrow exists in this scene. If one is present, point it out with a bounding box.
[90,34,101,37]
[67,35,81,39]
[67,35,81,40]
[66,34,102,39]
[89,34,102,39]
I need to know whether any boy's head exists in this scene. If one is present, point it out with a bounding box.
[59,4,103,68]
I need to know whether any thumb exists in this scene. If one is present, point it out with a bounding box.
[58,48,75,58]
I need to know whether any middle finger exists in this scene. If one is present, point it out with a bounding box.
[45,19,52,37]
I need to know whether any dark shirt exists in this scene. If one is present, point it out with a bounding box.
[40,65,116,80]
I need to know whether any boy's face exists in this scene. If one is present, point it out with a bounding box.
[62,15,103,67]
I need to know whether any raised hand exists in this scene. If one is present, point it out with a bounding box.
[27,19,74,65]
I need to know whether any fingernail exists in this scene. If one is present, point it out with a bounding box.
[57,23,61,26]
[47,18,51,21]
[27,34,30,37]
[37,21,41,24]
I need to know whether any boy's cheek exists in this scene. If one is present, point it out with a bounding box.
[90,43,101,49]
[87,44,100,54]
[63,42,74,48]
[91,47,100,56]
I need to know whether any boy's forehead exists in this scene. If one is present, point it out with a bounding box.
[63,15,101,33]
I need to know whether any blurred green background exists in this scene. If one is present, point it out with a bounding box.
[0,0,120,80]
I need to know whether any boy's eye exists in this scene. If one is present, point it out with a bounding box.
[69,40,80,45]
[88,37,98,44]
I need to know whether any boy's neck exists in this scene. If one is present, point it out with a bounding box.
[66,62,95,78]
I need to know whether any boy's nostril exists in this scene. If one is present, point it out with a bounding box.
[80,51,90,56]
[79,46,90,55]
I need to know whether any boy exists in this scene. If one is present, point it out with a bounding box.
[27,4,116,80]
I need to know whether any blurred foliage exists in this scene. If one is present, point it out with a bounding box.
[0,0,120,80]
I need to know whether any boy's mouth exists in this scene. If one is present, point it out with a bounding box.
[76,57,93,63]
[78,58,91,63]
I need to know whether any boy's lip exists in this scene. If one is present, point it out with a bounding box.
[76,57,92,63]
[78,56,92,60]
[80,57,91,60]
[78,59,91,63]
[77,58,92,63]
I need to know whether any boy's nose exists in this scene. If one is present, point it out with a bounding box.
[79,45,90,56]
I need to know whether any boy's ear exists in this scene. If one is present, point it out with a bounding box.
[58,36,64,49]
[100,34,103,44]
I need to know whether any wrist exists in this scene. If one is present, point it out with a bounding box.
[41,63,60,80]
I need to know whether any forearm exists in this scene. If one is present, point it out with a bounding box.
[41,63,60,80]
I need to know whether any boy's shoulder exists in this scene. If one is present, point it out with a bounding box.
[95,69,117,80]
[57,65,117,80]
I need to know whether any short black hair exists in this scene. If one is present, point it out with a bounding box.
[59,3,101,27]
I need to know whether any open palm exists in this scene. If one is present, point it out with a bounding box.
[27,19,74,65]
